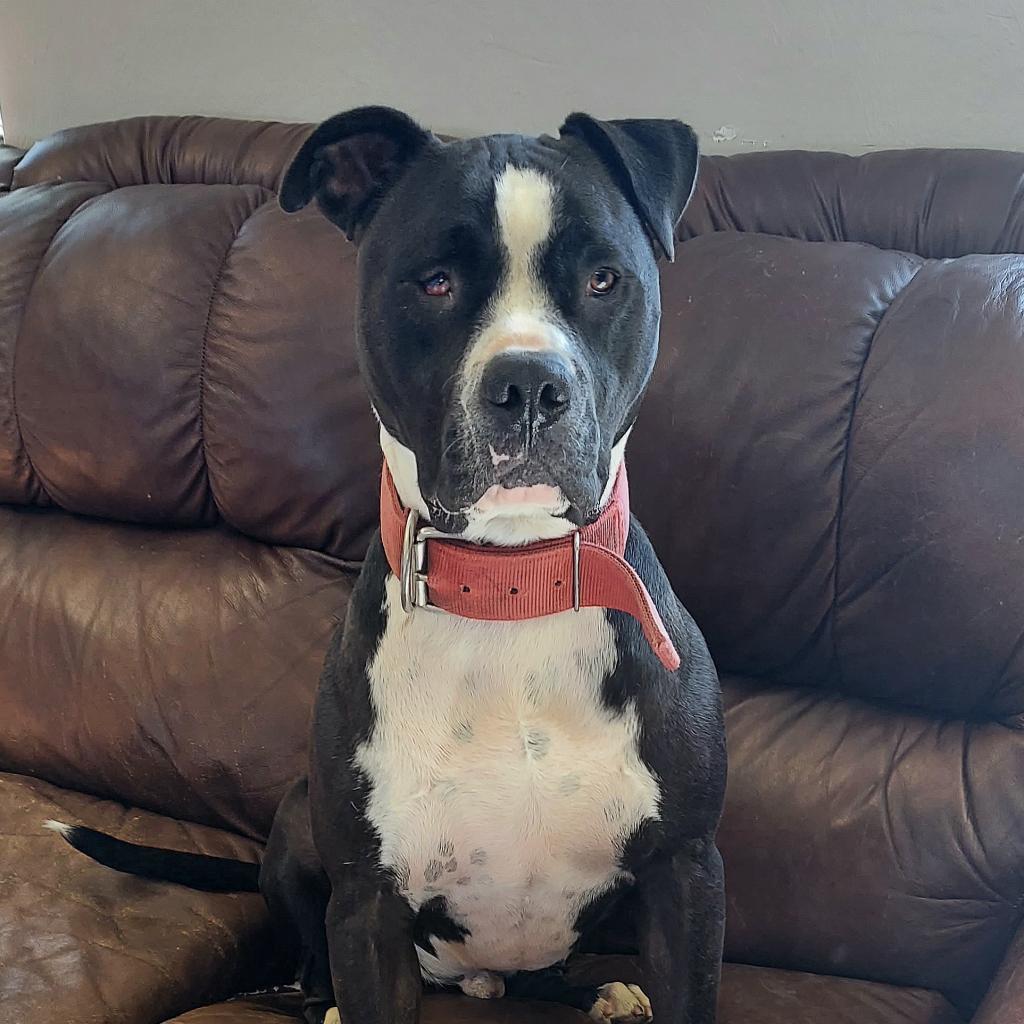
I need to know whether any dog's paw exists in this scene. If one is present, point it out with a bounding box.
[459,970,506,999]
[322,1008,341,1024]
[588,982,653,1022]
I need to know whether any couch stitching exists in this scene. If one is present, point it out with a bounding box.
[197,189,273,520]
[828,257,925,688]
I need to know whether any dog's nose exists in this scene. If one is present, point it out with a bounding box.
[480,351,574,433]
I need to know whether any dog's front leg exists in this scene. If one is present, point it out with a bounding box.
[636,838,725,1023]
[325,873,421,1024]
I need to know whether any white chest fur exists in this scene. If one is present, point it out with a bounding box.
[355,575,662,983]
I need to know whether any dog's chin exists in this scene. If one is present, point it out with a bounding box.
[461,485,574,546]
[425,448,610,543]
[474,483,565,514]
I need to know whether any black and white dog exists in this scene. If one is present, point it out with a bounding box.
[51,108,726,1024]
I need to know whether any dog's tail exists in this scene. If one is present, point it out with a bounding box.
[45,820,261,893]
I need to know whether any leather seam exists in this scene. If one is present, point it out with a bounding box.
[829,259,925,688]
[197,191,272,519]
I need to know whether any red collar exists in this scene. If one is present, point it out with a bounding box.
[379,463,680,671]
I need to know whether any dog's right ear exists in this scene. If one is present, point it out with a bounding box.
[279,106,433,241]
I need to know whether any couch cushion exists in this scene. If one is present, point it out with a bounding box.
[163,961,964,1024]
[832,253,1024,718]
[682,148,1024,258]
[0,771,273,1024]
[0,144,24,191]
[631,230,922,688]
[722,964,962,1024]
[0,161,380,561]
[634,229,1024,720]
[0,180,110,504]
[11,116,310,192]
[718,675,1023,1013]
[0,507,353,837]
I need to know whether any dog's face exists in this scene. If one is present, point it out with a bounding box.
[281,108,699,540]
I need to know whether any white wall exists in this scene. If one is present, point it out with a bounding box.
[2,0,1024,154]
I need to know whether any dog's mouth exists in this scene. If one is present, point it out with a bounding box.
[392,403,608,542]
[426,450,604,542]
[473,482,567,514]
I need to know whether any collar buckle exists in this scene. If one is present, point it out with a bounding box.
[401,508,585,615]
[400,509,446,614]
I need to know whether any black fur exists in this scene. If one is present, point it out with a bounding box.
[413,896,470,957]
[278,106,433,240]
[505,965,599,1012]
[559,114,700,262]
[51,824,260,893]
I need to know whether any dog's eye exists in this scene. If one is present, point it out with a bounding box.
[421,272,452,297]
[587,268,619,296]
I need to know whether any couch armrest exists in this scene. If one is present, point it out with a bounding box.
[972,919,1024,1023]
[0,144,25,191]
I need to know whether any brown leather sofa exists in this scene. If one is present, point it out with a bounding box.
[1,116,1022,1024]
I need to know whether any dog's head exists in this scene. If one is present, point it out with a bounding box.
[281,107,698,543]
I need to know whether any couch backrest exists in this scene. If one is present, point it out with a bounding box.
[685,147,1024,257]
[636,147,1024,1014]
[4,117,1024,1013]
[629,223,1024,1013]
[0,118,377,840]
[5,117,379,563]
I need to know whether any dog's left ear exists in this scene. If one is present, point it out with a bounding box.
[559,114,699,261]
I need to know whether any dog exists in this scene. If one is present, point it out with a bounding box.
[50,107,726,1024]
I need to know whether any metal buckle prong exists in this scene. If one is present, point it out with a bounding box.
[400,509,446,614]
[572,531,581,612]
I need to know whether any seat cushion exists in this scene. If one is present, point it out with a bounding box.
[164,960,964,1024]
[0,507,354,839]
[0,772,274,1024]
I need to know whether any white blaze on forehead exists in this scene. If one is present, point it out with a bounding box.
[493,165,555,317]
[460,165,568,404]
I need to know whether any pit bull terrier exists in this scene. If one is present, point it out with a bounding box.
[51,106,726,1024]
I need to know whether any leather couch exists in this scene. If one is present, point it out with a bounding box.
[1,116,1022,1024]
